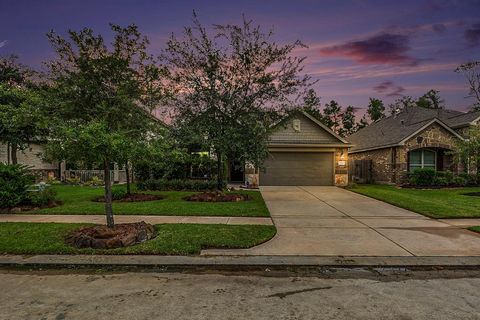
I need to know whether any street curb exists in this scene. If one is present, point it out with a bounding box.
[2,255,480,271]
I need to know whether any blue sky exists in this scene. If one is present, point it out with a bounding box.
[1,0,479,113]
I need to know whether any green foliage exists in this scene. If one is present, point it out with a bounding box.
[416,89,444,109]
[408,169,478,187]
[301,89,324,122]
[46,176,62,185]
[137,179,224,191]
[408,168,436,186]
[0,84,48,163]
[65,177,81,185]
[453,124,480,172]
[83,176,104,187]
[162,14,310,189]
[0,164,34,208]
[340,105,357,136]
[111,188,127,200]
[44,23,166,225]
[366,97,385,122]
[322,100,342,133]
[26,188,57,207]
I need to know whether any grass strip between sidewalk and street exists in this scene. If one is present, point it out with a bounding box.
[0,222,276,255]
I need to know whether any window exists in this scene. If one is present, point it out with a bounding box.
[409,149,436,172]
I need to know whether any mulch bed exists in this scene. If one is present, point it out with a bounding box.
[463,192,480,197]
[184,192,251,202]
[65,221,156,249]
[93,193,164,202]
[0,201,62,213]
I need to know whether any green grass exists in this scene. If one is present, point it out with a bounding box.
[349,184,480,219]
[0,222,276,255]
[469,226,480,233]
[25,185,269,217]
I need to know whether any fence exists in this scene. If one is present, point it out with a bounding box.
[349,159,373,184]
[64,170,127,183]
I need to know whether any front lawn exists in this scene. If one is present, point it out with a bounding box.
[25,185,269,217]
[0,222,276,255]
[469,226,480,233]
[349,184,480,218]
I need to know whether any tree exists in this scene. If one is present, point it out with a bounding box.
[416,89,444,109]
[0,56,46,164]
[301,88,323,122]
[366,97,385,122]
[339,105,357,136]
[161,14,311,190]
[388,96,415,115]
[0,55,33,86]
[456,61,480,111]
[454,124,480,173]
[44,24,164,227]
[357,114,369,130]
[323,100,342,134]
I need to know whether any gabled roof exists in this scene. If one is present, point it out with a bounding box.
[348,107,473,153]
[270,111,352,146]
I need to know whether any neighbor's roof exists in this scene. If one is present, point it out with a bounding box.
[348,107,478,153]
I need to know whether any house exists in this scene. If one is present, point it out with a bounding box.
[250,111,353,186]
[0,142,62,180]
[348,107,480,184]
[1,111,353,186]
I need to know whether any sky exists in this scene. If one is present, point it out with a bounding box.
[1,0,479,114]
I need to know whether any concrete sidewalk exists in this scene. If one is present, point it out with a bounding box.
[0,214,273,226]
[203,186,480,257]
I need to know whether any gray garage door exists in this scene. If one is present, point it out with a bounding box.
[260,152,334,186]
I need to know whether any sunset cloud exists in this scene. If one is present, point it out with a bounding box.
[0,40,7,48]
[373,80,405,97]
[464,23,480,46]
[319,33,418,66]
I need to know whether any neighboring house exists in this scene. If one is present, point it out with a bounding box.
[0,142,61,180]
[348,107,480,184]
[255,111,352,186]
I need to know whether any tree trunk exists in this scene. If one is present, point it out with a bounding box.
[216,151,223,191]
[125,161,131,195]
[10,143,18,165]
[103,160,115,227]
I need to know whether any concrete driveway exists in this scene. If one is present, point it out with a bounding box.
[203,186,480,256]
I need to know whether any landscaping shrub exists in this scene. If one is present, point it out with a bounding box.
[408,168,436,186]
[26,188,57,207]
[65,177,81,185]
[137,179,225,191]
[452,175,468,187]
[111,188,127,200]
[83,176,103,187]
[46,176,62,185]
[458,173,479,186]
[0,164,34,208]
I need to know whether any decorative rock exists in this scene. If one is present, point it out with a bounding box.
[65,222,156,249]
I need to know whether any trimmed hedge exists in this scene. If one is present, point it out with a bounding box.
[137,179,226,191]
[408,168,479,187]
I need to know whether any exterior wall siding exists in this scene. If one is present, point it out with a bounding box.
[0,143,59,179]
[269,114,339,144]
